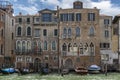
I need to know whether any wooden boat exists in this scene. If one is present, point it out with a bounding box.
[61,68,69,74]
[88,65,101,74]
[0,68,15,74]
[75,67,88,75]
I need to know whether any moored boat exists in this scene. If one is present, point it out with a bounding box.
[0,68,15,74]
[88,65,101,74]
[75,67,88,75]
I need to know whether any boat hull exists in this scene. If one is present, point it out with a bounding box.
[1,68,15,74]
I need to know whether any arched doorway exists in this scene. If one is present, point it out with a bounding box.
[34,58,41,72]
[64,58,73,69]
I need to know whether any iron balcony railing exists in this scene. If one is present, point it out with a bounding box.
[15,48,42,55]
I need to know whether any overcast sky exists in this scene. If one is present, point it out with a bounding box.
[7,0,120,16]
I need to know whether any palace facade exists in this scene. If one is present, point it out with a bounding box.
[14,1,102,71]
[0,1,118,71]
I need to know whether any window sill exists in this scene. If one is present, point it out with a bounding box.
[16,35,22,37]
[34,37,40,38]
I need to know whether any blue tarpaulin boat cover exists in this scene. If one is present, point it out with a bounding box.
[1,68,15,73]
[88,65,101,71]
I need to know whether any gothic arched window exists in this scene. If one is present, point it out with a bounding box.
[17,27,21,36]
[90,42,94,55]
[52,41,56,50]
[27,27,31,36]
[62,43,67,51]
[22,41,26,53]
[44,41,47,50]
[63,28,67,37]
[89,27,94,36]
[68,28,72,38]
[76,27,80,37]
[68,43,72,52]
[17,41,21,52]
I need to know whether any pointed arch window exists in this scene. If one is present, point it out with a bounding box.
[17,27,21,36]
[33,41,37,52]
[90,42,94,55]
[27,41,31,53]
[52,41,56,50]
[63,28,67,38]
[37,41,42,53]
[89,27,94,36]
[44,41,47,50]
[38,41,41,51]
[68,43,72,52]
[79,43,83,54]
[22,41,26,53]
[73,43,77,53]
[89,42,94,62]
[17,41,21,52]
[84,43,88,52]
[27,27,31,36]
[62,43,67,51]
[76,27,80,37]
[68,28,72,38]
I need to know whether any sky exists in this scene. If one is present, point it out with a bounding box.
[5,0,120,16]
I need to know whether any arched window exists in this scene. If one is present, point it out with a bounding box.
[22,41,26,53]
[17,27,21,36]
[89,42,94,62]
[17,41,21,52]
[63,28,67,37]
[44,41,47,50]
[52,41,56,50]
[90,42,94,55]
[79,43,83,54]
[38,41,42,53]
[62,43,67,51]
[68,43,72,52]
[38,41,41,51]
[89,27,94,36]
[84,43,88,52]
[27,41,31,52]
[27,27,31,36]
[68,28,71,38]
[32,41,37,52]
[76,27,80,37]
[73,43,77,53]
